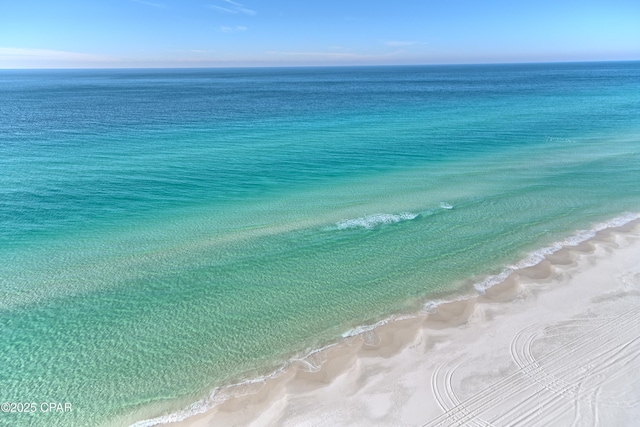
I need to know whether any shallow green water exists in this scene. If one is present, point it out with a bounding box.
[0,63,639,426]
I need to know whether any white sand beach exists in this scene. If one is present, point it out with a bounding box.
[171,220,640,427]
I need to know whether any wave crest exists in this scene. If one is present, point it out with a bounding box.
[334,212,419,230]
[474,212,640,292]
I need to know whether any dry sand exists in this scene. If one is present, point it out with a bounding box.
[170,221,640,427]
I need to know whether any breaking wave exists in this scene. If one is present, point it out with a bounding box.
[334,212,419,230]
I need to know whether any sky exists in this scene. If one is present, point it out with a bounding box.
[0,0,639,68]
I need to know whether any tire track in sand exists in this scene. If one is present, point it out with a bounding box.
[425,308,640,427]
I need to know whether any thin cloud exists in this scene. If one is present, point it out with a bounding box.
[208,0,256,15]
[223,0,256,15]
[266,50,371,59]
[209,5,236,13]
[264,49,415,64]
[385,41,427,47]
[220,26,248,33]
[130,0,166,8]
[0,47,112,62]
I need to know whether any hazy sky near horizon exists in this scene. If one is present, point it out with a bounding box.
[1,0,639,68]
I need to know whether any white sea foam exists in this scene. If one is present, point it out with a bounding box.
[129,397,212,427]
[474,212,640,292]
[129,365,289,427]
[341,315,409,338]
[423,299,449,313]
[439,202,454,210]
[130,337,352,427]
[334,212,419,230]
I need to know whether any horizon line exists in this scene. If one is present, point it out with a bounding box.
[1,58,639,71]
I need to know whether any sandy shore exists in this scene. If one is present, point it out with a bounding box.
[166,219,640,427]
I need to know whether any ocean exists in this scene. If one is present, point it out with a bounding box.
[1,62,639,426]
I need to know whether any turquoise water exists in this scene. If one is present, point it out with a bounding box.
[1,62,639,426]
